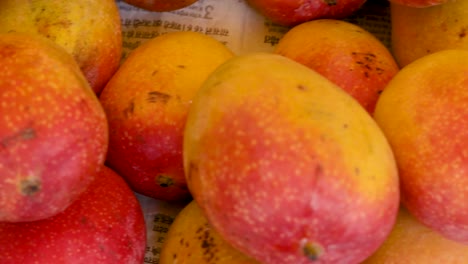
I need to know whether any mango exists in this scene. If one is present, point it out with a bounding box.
[374,49,468,243]
[245,0,366,27]
[123,0,199,11]
[99,31,234,201]
[391,0,468,67]
[184,53,400,263]
[160,200,259,264]
[275,19,399,114]
[0,0,122,94]
[0,33,108,222]
[363,206,468,264]
[0,166,146,263]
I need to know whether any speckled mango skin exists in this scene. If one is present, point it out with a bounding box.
[0,33,109,222]
[245,0,366,27]
[274,19,399,114]
[123,0,199,12]
[0,0,123,94]
[184,53,400,264]
[373,49,468,244]
[0,166,146,264]
[363,207,468,264]
[160,200,259,264]
[99,31,234,201]
[391,0,468,68]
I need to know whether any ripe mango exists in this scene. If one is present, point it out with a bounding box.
[160,200,259,264]
[275,19,399,114]
[374,49,468,243]
[391,0,468,67]
[99,31,234,201]
[0,166,146,263]
[0,33,108,222]
[0,0,123,94]
[184,53,400,263]
[245,0,366,26]
[123,0,199,11]
[363,206,468,264]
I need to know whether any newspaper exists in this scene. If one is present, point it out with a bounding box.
[119,0,391,263]
[134,193,188,264]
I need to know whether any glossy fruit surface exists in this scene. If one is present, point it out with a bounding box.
[0,0,123,94]
[0,33,108,222]
[275,19,399,113]
[246,0,367,26]
[160,200,260,264]
[123,0,199,11]
[184,53,400,264]
[374,49,468,243]
[100,31,233,201]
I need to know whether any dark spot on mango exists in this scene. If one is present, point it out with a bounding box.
[177,65,186,69]
[315,164,323,177]
[355,167,360,175]
[79,216,89,226]
[375,67,384,74]
[302,241,323,261]
[201,239,210,249]
[297,84,308,91]
[123,99,135,118]
[352,52,376,61]
[156,174,174,187]
[147,91,171,104]
[459,28,467,38]
[1,127,36,148]
[323,0,337,5]
[19,176,41,196]
[20,127,36,140]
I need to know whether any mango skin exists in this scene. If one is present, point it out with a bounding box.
[246,0,367,27]
[123,0,199,12]
[0,0,122,94]
[373,49,468,243]
[0,33,108,222]
[391,0,468,67]
[160,200,259,264]
[363,206,468,264]
[0,166,146,264]
[184,53,400,264]
[99,31,234,201]
[275,19,399,114]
